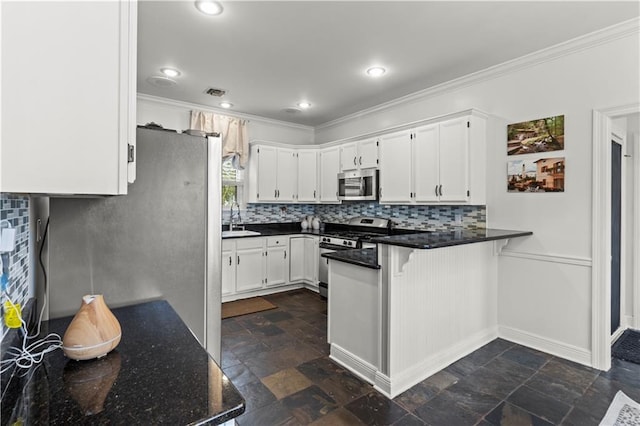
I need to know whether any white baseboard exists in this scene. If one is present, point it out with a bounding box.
[498,325,592,367]
[330,344,378,384]
[222,283,305,303]
[612,326,627,344]
[383,327,498,398]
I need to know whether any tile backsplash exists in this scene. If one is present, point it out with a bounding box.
[1,194,30,337]
[240,202,485,231]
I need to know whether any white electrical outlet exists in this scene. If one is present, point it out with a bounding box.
[0,228,17,252]
[454,214,462,225]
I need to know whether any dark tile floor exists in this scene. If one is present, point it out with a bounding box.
[221,289,640,425]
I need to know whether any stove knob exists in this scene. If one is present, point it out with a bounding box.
[348,241,353,246]
[343,241,348,245]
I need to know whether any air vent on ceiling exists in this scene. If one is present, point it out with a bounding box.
[205,87,227,97]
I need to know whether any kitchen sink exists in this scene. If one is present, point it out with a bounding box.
[221,230,261,238]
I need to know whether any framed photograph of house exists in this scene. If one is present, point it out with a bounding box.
[508,157,565,192]
[507,115,564,155]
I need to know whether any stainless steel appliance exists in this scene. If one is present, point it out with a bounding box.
[318,216,391,298]
[337,169,378,201]
[48,127,222,359]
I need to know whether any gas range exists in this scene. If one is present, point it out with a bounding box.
[319,217,392,249]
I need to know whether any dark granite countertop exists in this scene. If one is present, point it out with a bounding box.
[321,248,380,269]
[1,300,245,425]
[370,228,532,249]
[223,222,321,238]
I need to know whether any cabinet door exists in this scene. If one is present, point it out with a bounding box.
[266,246,288,287]
[236,243,265,292]
[256,146,279,202]
[289,237,305,282]
[439,117,470,203]
[379,130,413,203]
[413,123,440,202]
[340,143,358,172]
[221,242,236,296]
[277,148,297,202]
[303,237,319,286]
[358,138,379,169]
[297,150,318,202]
[1,1,137,195]
[320,147,341,202]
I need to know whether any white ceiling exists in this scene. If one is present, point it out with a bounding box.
[137,1,639,127]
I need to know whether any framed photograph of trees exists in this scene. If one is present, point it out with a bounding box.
[507,115,564,155]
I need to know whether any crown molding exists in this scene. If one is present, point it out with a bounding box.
[316,17,640,131]
[136,93,315,132]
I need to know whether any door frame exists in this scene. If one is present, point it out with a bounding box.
[592,103,640,370]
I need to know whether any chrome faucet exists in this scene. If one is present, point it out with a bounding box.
[229,202,243,231]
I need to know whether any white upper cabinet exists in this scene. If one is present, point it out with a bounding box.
[297,150,318,202]
[413,123,441,202]
[379,112,486,205]
[250,145,297,202]
[1,1,137,195]
[319,146,341,203]
[379,130,413,203]
[340,138,379,172]
[254,145,279,202]
[340,143,359,172]
[438,117,470,203]
[277,149,298,202]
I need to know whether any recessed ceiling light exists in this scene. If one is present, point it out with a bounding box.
[195,1,223,16]
[366,66,386,77]
[297,102,311,109]
[160,67,181,78]
[220,101,233,109]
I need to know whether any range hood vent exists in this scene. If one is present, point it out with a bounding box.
[205,87,227,97]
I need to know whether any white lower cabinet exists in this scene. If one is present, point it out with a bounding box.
[289,236,318,287]
[222,234,318,302]
[235,238,265,293]
[222,240,236,296]
[266,237,288,287]
[303,237,319,287]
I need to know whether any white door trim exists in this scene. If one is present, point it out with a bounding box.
[634,133,640,330]
[592,103,640,371]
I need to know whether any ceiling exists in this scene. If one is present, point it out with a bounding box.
[137,1,639,127]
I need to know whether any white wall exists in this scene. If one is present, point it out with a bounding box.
[315,27,640,364]
[623,113,639,324]
[137,95,315,145]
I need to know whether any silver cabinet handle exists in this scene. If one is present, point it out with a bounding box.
[284,250,287,259]
[379,187,382,197]
[275,189,277,198]
[439,185,443,196]
[359,156,362,165]
[435,185,438,196]
[237,255,240,265]
[229,256,232,266]
[313,190,316,198]
[353,157,357,166]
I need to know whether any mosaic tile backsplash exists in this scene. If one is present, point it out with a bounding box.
[240,202,485,231]
[1,194,30,338]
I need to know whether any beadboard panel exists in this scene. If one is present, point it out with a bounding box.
[379,242,498,397]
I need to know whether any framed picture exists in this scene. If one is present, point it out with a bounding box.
[507,115,564,155]
[508,157,565,192]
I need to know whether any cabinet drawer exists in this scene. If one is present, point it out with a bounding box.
[222,240,234,251]
[267,236,287,247]
[235,237,264,250]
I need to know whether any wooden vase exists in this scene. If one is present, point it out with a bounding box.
[62,295,121,361]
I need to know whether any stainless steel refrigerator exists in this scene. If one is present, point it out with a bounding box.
[48,127,222,360]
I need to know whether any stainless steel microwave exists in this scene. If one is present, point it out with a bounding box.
[337,169,378,201]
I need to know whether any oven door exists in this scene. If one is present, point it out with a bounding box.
[319,244,352,297]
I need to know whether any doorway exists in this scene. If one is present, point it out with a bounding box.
[592,105,640,371]
[611,138,622,336]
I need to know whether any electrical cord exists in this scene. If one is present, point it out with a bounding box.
[1,217,62,375]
